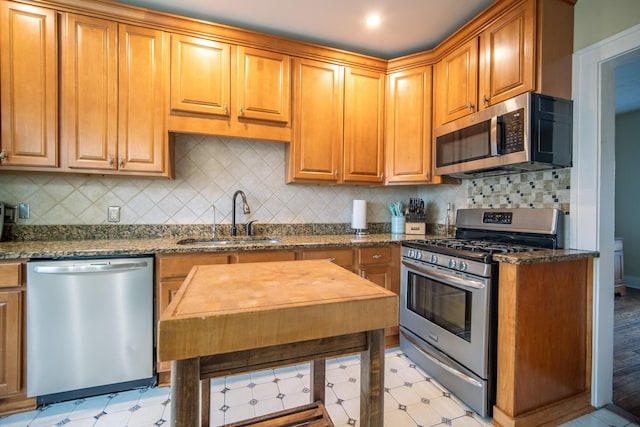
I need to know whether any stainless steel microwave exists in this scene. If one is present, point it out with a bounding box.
[434,92,572,179]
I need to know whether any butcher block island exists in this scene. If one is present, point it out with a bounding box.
[157,260,399,427]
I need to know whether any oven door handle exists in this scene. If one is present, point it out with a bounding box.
[401,330,483,388]
[402,261,486,290]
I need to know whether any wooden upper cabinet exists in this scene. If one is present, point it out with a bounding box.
[479,0,534,108]
[385,66,434,184]
[288,58,343,183]
[118,24,170,174]
[170,34,230,117]
[237,47,290,123]
[0,1,57,169]
[62,18,170,176]
[435,38,479,126]
[342,68,385,184]
[62,13,118,171]
[435,0,535,126]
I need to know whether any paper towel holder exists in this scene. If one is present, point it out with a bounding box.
[351,199,368,235]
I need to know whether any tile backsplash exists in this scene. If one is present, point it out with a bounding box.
[0,134,570,228]
[0,134,419,226]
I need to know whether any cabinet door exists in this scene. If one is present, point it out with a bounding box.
[288,58,343,183]
[156,278,183,373]
[0,291,21,397]
[0,2,57,168]
[237,47,290,123]
[62,13,118,170]
[170,34,230,117]
[343,68,385,184]
[118,24,169,174]
[385,66,433,184]
[479,0,534,108]
[435,38,478,125]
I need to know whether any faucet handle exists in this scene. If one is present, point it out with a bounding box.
[245,220,258,236]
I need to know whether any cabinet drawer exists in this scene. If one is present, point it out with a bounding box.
[357,247,391,265]
[0,263,22,288]
[237,250,296,263]
[300,248,354,268]
[157,253,229,279]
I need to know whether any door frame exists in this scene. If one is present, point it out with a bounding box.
[571,23,640,407]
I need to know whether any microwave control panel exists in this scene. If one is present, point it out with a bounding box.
[499,108,525,154]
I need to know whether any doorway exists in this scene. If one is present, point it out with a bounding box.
[572,23,640,409]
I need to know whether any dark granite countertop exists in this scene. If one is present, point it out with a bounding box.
[0,234,417,260]
[493,248,599,264]
[0,233,598,264]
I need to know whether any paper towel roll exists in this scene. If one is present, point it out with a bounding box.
[351,200,367,233]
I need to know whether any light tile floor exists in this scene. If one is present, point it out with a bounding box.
[0,348,636,427]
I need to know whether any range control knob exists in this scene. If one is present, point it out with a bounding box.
[415,251,423,260]
[459,261,468,271]
[448,259,457,269]
[407,250,415,258]
[429,254,438,264]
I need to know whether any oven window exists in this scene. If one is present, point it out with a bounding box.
[407,271,472,342]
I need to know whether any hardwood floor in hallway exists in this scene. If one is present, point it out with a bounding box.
[613,287,640,420]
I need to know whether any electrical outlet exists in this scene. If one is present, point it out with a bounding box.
[108,206,120,222]
[18,203,30,219]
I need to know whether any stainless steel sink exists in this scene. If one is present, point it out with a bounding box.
[176,237,282,246]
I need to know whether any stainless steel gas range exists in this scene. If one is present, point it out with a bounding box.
[399,208,564,417]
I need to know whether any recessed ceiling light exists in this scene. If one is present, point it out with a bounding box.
[366,14,381,27]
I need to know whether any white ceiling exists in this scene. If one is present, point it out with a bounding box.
[115,0,640,114]
[113,0,494,59]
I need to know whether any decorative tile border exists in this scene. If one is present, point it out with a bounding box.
[467,168,571,214]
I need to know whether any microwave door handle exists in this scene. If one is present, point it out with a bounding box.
[490,116,499,156]
[491,115,506,156]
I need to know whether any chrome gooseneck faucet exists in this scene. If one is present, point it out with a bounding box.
[231,190,251,236]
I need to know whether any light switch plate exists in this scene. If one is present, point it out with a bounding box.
[108,206,120,222]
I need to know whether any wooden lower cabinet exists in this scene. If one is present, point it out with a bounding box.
[492,257,594,427]
[0,261,33,416]
[155,252,231,378]
[356,245,400,339]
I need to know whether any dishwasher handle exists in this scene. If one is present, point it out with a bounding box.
[32,260,149,274]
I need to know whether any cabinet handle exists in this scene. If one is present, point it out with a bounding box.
[334,170,339,178]
[372,254,382,259]
[327,257,336,262]
[0,149,7,161]
[118,156,124,168]
[380,173,384,181]
[224,104,229,114]
[108,155,114,167]
[483,95,489,105]
[239,105,244,114]
[468,102,475,110]
[361,271,367,278]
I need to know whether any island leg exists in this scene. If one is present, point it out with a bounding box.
[360,329,385,427]
[310,358,326,403]
[170,358,200,427]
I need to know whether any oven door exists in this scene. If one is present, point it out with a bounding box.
[400,258,492,378]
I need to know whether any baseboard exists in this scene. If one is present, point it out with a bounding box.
[623,275,640,288]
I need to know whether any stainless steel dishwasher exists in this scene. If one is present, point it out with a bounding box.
[26,257,156,405]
